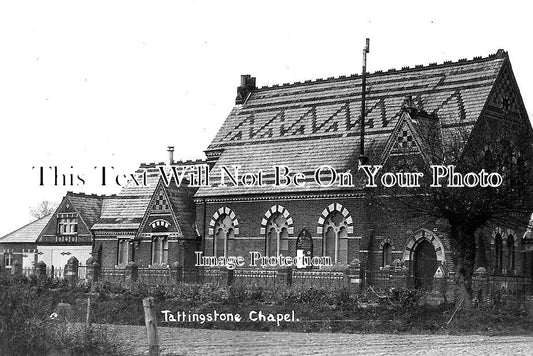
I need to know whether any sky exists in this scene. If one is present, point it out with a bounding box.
[0,0,532,237]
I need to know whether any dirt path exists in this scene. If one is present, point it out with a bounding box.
[110,325,533,355]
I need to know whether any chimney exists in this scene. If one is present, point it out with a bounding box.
[402,95,414,110]
[240,74,249,86]
[235,74,257,105]
[167,146,174,165]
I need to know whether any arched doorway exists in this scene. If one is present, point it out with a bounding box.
[414,240,438,289]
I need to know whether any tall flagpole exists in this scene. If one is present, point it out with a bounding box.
[359,38,370,166]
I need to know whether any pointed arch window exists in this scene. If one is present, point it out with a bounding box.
[322,211,348,264]
[382,243,392,267]
[507,235,515,271]
[495,233,503,270]
[265,213,289,257]
[152,236,168,266]
[117,239,130,265]
[214,214,234,258]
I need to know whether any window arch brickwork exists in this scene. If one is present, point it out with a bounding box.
[317,203,353,235]
[317,203,352,264]
[208,207,239,236]
[490,227,517,246]
[260,205,294,236]
[490,227,517,273]
[403,228,445,263]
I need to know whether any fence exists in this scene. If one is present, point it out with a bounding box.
[98,264,360,290]
[365,268,533,304]
[9,260,533,303]
[4,262,87,282]
[293,269,346,288]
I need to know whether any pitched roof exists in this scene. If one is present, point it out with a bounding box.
[0,214,53,243]
[65,192,106,227]
[196,50,508,197]
[92,168,160,231]
[92,162,200,232]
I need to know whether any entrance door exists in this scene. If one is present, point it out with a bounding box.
[414,240,438,289]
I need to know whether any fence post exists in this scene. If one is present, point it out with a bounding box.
[171,261,183,284]
[93,261,101,282]
[11,260,22,276]
[525,296,533,322]
[473,267,489,304]
[125,262,139,284]
[86,257,101,282]
[345,259,361,290]
[86,297,91,325]
[142,297,160,356]
[277,268,292,287]
[220,268,235,286]
[36,261,47,280]
[65,257,79,285]
[55,302,73,322]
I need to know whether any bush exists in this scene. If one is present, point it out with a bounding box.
[2,273,532,343]
[0,275,51,355]
[387,287,423,309]
[47,323,130,356]
[0,275,129,356]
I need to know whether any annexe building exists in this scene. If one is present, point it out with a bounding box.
[1,192,106,273]
[92,162,200,269]
[37,192,106,271]
[0,214,52,270]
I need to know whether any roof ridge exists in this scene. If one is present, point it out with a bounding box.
[66,191,110,199]
[256,50,508,90]
[0,214,52,240]
[139,159,206,168]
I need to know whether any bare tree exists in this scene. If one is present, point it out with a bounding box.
[29,200,58,219]
[369,107,533,307]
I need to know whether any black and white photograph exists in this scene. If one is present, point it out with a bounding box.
[1,1,532,355]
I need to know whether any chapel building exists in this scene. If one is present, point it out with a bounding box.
[194,50,533,286]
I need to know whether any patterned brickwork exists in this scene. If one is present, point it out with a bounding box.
[198,52,509,198]
[390,122,420,155]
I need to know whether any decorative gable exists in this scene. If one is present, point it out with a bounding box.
[61,199,78,214]
[487,63,524,118]
[138,183,183,237]
[390,120,420,156]
[38,195,93,244]
[151,188,171,212]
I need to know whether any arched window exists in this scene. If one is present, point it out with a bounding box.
[507,235,515,271]
[214,214,234,258]
[118,239,129,265]
[151,220,169,266]
[382,243,392,267]
[495,233,503,270]
[151,236,168,266]
[322,211,348,264]
[265,213,289,256]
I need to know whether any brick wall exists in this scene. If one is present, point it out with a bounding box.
[0,242,37,268]
[95,236,199,268]
[195,194,456,277]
